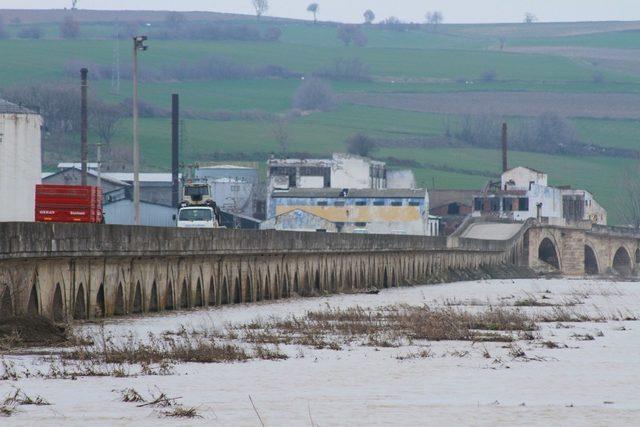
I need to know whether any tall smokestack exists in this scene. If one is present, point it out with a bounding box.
[501,122,508,173]
[80,68,88,186]
[171,93,180,207]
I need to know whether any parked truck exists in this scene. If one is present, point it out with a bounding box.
[176,180,221,228]
[35,184,103,223]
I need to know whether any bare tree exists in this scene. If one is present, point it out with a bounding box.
[90,101,123,148]
[60,15,80,39]
[617,162,640,229]
[346,133,376,157]
[499,36,506,50]
[71,0,78,10]
[165,11,186,29]
[363,9,375,25]
[293,78,335,111]
[425,11,443,32]
[524,12,537,24]
[252,0,269,20]
[307,3,319,23]
[272,117,290,153]
[337,25,367,47]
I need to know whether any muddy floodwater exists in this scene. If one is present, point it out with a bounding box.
[1,278,639,426]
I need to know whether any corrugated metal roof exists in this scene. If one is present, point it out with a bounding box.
[272,188,426,199]
[0,99,36,115]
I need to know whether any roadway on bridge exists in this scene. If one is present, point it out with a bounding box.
[460,222,524,240]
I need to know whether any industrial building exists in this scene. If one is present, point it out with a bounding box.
[472,166,607,226]
[195,164,264,219]
[262,188,440,236]
[0,100,43,222]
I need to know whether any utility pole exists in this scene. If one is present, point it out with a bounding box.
[171,94,180,207]
[132,35,148,225]
[80,67,88,186]
[501,122,508,173]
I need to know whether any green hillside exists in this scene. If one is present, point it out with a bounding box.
[0,13,638,223]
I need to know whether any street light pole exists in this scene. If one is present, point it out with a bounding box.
[132,35,148,225]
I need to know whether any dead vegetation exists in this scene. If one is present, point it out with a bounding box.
[0,316,68,349]
[0,388,51,417]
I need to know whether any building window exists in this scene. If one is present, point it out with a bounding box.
[316,201,328,206]
[355,200,367,206]
[503,198,513,212]
[473,197,483,211]
[489,197,500,211]
[519,197,529,211]
[409,201,420,206]
[334,201,345,207]
[391,201,403,206]
[373,200,385,206]
[355,222,367,227]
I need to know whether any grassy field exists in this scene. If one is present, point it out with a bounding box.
[1,13,638,223]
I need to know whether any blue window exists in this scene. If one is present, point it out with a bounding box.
[373,200,385,206]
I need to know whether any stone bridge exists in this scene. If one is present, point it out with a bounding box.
[527,224,640,277]
[0,221,637,321]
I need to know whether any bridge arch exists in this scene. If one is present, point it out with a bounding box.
[636,248,640,265]
[180,279,189,309]
[165,281,174,310]
[114,282,125,315]
[195,279,203,307]
[538,237,560,269]
[584,245,599,276]
[27,283,39,315]
[1,284,13,318]
[132,281,143,314]
[613,247,632,276]
[208,277,216,306]
[149,281,159,312]
[96,283,105,317]
[74,283,87,319]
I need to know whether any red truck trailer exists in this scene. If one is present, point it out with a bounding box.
[35,184,103,223]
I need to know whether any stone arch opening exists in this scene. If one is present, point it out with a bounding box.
[208,277,216,305]
[584,245,599,276]
[1,285,13,318]
[195,279,203,307]
[244,274,252,302]
[73,283,87,320]
[27,284,39,315]
[132,281,143,314]
[96,283,105,317]
[383,268,388,288]
[636,248,640,264]
[180,279,189,309]
[166,282,175,310]
[233,277,241,304]
[314,270,321,294]
[264,274,271,300]
[114,283,125,316]
[53,284,64,322]
[391,269,397,287]
[613,247,632,276]
[221,277,229,304]
[293,272,299,295]
[538,238,560,269]
[149,282,159,312]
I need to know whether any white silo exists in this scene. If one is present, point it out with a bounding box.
[0,99,43,222]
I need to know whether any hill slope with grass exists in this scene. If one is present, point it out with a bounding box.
[0,10,638,222]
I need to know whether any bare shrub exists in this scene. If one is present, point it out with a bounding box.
[3,388,50,406]
[293,78,336,111]
[118,388,145,403]
[263,26,282,42]
[60,16,80,39]
[314,57,371,81]
[18,26,43,39]
[345,133,376,157]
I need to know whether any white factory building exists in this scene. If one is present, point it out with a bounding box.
[0,99,42,222]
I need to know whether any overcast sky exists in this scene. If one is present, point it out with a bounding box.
[4,1,640,24]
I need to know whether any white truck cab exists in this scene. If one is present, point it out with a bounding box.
[177,206,218,228]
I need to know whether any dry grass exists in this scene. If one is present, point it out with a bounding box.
[161,406,202,418]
